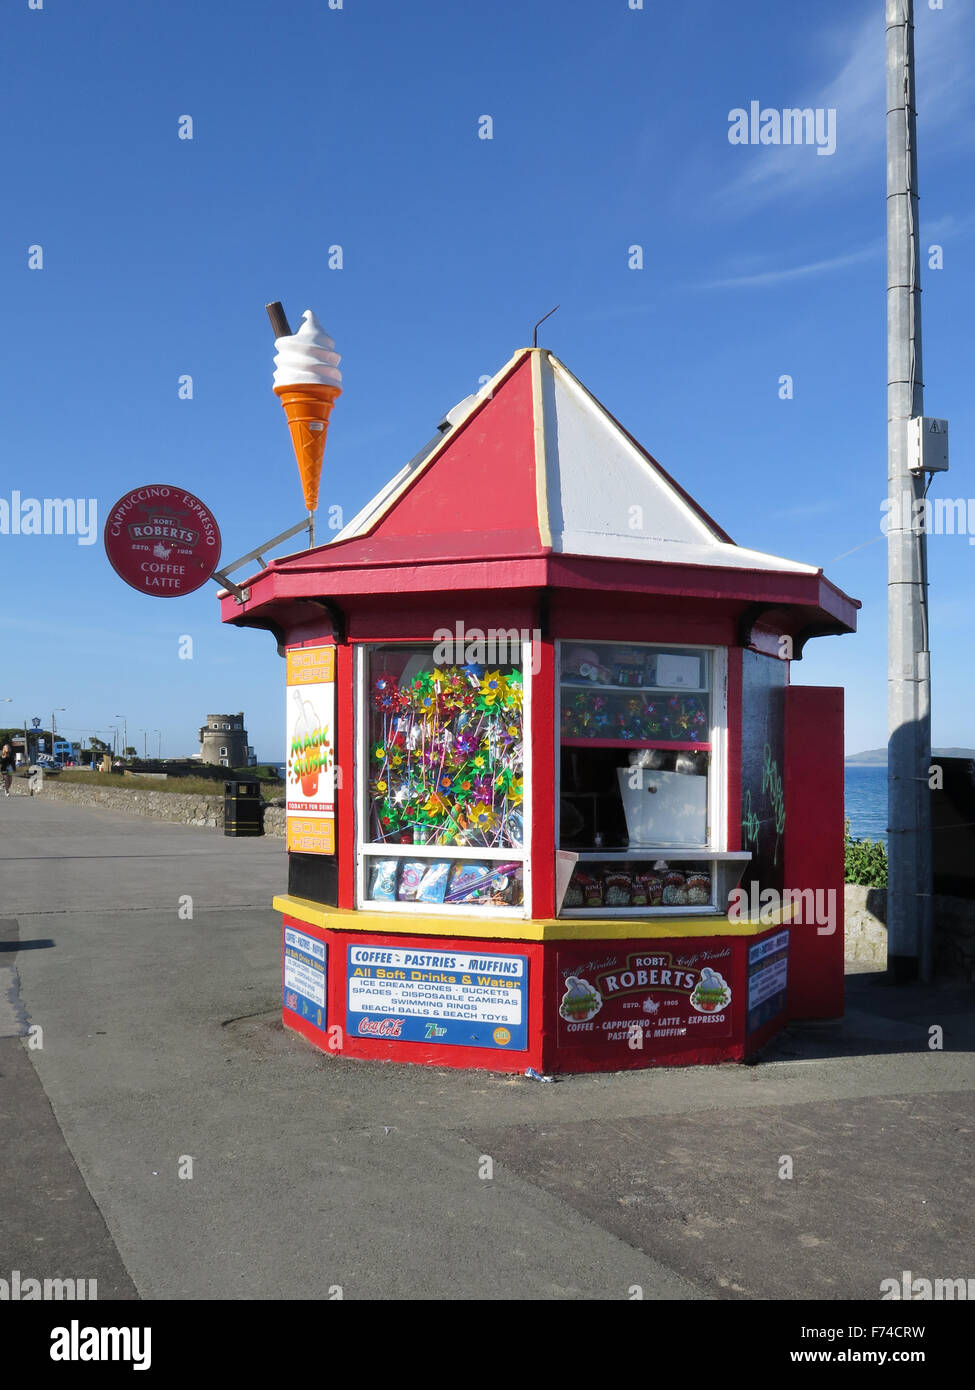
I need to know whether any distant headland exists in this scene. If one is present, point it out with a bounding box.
[846,747,975,766]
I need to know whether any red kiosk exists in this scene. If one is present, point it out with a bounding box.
[221,346,858,1073]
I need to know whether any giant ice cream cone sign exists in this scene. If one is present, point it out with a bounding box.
[272,309,342,515]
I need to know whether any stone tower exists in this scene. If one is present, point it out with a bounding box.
[198,713,249,767]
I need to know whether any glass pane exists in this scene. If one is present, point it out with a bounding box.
[560,643,710,745]
[559,642,712,854]
[365,856,524,908]
[366,645,525,849]
[562,860,713,910]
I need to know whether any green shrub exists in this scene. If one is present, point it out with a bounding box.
[844,820,888,888]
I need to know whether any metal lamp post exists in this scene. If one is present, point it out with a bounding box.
[52,708,66,764]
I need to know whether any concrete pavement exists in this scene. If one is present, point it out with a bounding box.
[1,793,973,1300]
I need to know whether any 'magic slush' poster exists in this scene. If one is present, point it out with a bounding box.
[286,646,336,855]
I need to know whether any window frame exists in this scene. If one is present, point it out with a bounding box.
[555,640,735,917]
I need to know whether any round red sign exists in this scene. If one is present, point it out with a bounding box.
[103,484,221,597]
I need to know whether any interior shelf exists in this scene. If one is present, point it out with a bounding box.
[561,681,707,694]
[561,737,711,751]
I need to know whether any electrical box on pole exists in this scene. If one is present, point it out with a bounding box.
[909,417,949,474]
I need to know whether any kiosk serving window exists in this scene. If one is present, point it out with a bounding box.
[558,641,732,915]
[357,642,530,914]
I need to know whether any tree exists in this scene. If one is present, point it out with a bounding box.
[124,746,137,758]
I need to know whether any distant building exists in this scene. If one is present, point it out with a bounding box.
[198,713,249,768]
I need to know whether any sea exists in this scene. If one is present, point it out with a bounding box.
[844,765,889,845]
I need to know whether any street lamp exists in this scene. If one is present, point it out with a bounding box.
[153,729,162,758]
[115,714,127,760]
[52,707,65,763]
[139,729,148,760]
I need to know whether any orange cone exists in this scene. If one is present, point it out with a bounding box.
[274,382,342,513]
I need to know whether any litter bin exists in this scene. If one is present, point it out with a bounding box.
[224,780,263,837]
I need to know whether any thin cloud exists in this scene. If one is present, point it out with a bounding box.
[714,2,974,212]
[695,240,882,290]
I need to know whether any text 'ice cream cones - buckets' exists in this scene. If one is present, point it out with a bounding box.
[222,320,857,1073]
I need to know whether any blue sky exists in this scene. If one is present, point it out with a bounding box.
[1,0,972,759]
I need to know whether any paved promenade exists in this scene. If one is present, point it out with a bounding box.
[1,794,973,1300]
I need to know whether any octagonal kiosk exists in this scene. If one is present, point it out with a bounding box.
[221,348,858,1073]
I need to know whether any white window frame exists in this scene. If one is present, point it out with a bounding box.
[355,640,533,918]
[555,640,746,916]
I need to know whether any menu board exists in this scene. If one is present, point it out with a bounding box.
[347,945,528,1051]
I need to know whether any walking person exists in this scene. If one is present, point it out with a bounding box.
[1,744,14,797]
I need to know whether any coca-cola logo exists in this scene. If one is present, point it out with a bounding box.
[357,1017,405,1038]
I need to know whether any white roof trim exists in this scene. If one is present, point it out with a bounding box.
[559,536,818,575]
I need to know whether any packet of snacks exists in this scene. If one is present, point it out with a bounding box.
[685,871,711,906]
[630,872,651,906]
[576,872,603,907]
[662,870,688,905]
[563,877,584,908]
[632,872,664,905]
[604,872,632,906]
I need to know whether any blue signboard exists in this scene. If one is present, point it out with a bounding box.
[283,928,327,1034]
[746,929,790,1033]
[346,944,528,1050]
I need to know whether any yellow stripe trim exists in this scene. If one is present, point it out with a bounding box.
[273,894,791,941]
[531,350,552,549]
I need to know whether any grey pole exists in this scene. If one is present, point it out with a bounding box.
[886,0,932,982]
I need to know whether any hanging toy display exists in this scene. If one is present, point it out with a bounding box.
[369,665,524,848]
[560,689,708,742]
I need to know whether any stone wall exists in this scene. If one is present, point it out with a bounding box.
[10,778,286,839]
[844,885,888,965]
[843,883,975,981]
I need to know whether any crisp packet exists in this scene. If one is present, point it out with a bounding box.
[604,872,632,907]
[369,859,398,901]
[662,870,688,906]
[564,877,584,908]
[633,871,664,906]
[575,871,603,908]
[685,872,711,906]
